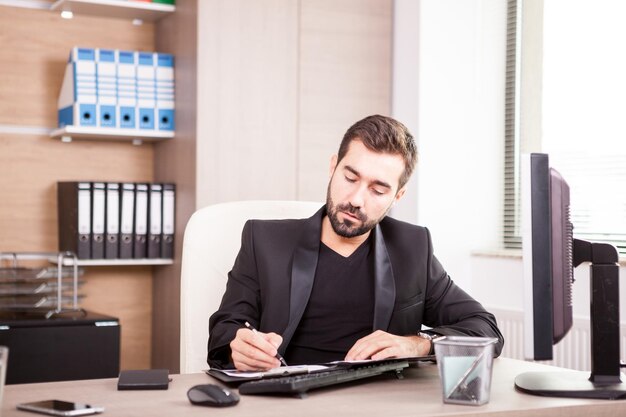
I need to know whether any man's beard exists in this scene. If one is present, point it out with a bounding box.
[326,188,381,238]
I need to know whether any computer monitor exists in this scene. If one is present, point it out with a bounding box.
[520,153,573,361]
[515,153,626,399]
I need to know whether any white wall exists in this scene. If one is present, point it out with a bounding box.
[393,0,506,289]
[390,0,420,224]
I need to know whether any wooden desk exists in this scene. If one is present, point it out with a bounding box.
[3,358,626,417]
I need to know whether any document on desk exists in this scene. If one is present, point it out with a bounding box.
[219,365,330,379]
[208,364,330,383]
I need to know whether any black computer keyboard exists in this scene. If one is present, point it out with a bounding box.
[238,360,409,396]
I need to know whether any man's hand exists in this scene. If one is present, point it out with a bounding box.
[345,330,431,361]
[230,327,283,371]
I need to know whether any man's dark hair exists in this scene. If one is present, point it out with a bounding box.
[337,115,417,189]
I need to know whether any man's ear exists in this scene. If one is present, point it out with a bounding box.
[393,186,407,205]
[329,154,338,178]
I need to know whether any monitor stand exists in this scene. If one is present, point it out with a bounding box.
[515,240,626,400]
[515,370,626,400]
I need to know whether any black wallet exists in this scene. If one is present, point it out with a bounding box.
[117,369,170,390]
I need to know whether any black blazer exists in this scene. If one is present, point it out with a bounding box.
[208,206,503,368]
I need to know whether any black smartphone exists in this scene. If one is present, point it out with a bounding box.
[16,400,104,416]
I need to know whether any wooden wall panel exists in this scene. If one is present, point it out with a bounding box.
[196,0,299,208]
[0,6,156,370]
[80,268,153,370]
[298,0,393,201]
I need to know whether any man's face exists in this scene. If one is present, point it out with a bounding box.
[326,139,406,238]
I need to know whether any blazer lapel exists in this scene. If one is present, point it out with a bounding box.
[279,206,324,354]
[372,223,396,331]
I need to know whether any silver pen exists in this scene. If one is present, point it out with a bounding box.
[244,321,288,367]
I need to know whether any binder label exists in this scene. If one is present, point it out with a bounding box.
[93,186,106,234]
[150,189,162,235]
[135,189,148,234]
[107,188,120,234]
[163,189,175,235]
[78,187,91,234]
[121,188,134,234]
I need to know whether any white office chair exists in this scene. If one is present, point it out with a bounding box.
[179,200,322,373]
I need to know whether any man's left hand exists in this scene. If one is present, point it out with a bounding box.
[345,330,430,361]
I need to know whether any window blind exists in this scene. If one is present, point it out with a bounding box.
[503,0,521,250]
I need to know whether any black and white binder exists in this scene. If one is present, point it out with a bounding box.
[133,183,149,258]
[119,183,135,259]
[57,182,91,259]
[105,182,120,259]
[148,184,163,258]
[91,182,106,259]
[161,183,175,259]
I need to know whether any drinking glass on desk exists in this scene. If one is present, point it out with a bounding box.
[0,346,8,407]
[434,336,497,406]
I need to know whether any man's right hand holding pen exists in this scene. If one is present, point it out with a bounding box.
[229,322,286,371]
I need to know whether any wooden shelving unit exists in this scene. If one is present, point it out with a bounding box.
[50,126,174,145]
[49,257,174,266]
[50,0,175,22]
[1,2,171,371]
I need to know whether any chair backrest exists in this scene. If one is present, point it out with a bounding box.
[179,200,322,373]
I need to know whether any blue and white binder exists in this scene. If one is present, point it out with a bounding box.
[57,47,97,127]
[96,49,117,128]
[117,50,137,129]
[155,53,175,131]
[136,52,156,130]
[57,47,175,134]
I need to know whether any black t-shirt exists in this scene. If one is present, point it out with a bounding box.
[284,236,375,365]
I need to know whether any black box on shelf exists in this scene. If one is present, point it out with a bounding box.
[0,310,120,384]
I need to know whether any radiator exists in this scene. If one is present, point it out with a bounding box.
[491,308,626,371]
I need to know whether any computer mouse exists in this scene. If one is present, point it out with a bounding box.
[187,383,240,407]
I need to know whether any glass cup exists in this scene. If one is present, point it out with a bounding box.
[433,336,497,406]
[0,346,8,407]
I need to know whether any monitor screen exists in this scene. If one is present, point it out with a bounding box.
[521,153,573,361]
[516,152,625,399]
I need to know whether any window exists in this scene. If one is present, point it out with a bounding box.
[503,0,626,255]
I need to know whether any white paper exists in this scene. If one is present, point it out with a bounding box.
[219,364,329,379]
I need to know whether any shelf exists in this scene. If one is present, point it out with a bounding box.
[48,258,174,266]
[50,0,175,22]
[51,126,174,145]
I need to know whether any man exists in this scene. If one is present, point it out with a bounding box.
[208,115,504,370]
